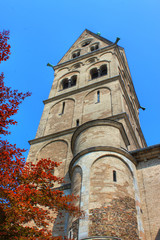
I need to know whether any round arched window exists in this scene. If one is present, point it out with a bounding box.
[100,65,107,76]
[62,78,69,89]
[90,68,98,79]
[61,76,77,90]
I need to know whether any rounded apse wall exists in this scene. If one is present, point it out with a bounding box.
[69,119,141,239]
[71,119,130,156]
[89,155,139,240]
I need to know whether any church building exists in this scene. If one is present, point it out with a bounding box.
[27,29,160,240]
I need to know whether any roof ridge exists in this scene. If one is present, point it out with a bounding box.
[85,29,113,45]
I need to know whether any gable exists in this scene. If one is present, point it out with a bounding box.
[58,29,113,64]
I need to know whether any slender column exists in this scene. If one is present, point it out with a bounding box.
[68,78,72,88]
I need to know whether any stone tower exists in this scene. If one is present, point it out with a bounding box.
[27,29,160,240]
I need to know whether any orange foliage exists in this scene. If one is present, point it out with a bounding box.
[0,31,80,239]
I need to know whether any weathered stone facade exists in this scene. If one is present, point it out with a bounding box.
[27,29,160,240]
[89,197,139,240]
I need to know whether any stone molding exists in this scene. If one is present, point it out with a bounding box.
[28,127,76,145]
[43,75,120,104]
[29,112,139,148]
[130,144,160,162]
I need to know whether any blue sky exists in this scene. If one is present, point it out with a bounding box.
[0,0,160,159]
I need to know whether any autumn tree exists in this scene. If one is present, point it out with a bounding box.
[0,30,80,239]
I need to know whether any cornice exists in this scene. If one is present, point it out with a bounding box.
[43,75,120,104]
[29,112,141,151]
[28,127,76,145]
[130,144,160,162]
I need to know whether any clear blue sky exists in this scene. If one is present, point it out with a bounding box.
[1,0,160,159]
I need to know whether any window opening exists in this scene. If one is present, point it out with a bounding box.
[72,51,80,59]
[72,53,77,58]
[76,119,79,126]
[71,75,77,87]
[100,65,107,76]
[61,76,77,90]
[113,170,117,182]
[97,91,100,103]
[82,41,90,47]
[62,78,69,90]
[90,68,98,79]
[95,44,98,50]
[90,44,99,51]
[62,102,65,115]
[91,46,94,51]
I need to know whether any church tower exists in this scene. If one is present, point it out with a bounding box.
[27,30,160,240]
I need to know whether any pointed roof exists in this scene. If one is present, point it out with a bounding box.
[58,29,115,64]
[85,29,113,45]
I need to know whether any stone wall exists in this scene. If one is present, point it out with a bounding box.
[89,197,139,240]
[44,99,75,135]
[26,30,149,240]
[82,88,111,123]
[35,75,144,150]
[37,140,68,184]
[71,120,129,156]
[137,158,160,240]
[89,155,139,239]
[68,166,82,239]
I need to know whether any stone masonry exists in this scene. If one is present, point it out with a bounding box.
[27,29,160,240]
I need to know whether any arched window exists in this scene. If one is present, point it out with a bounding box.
[90,68,98,79]
[72,53,77,58]
[100,64,107,76]
[90,44,99,52]
[62,78,69,89]
[61,76,77,90]
[61,102,65,115]
[82,41,90,47]
[70,75,77,87]
[72,51,80,59]
[113,170,117,182]
[76,119,79,126]
[97,90,100,103]
[59,102,65,115]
